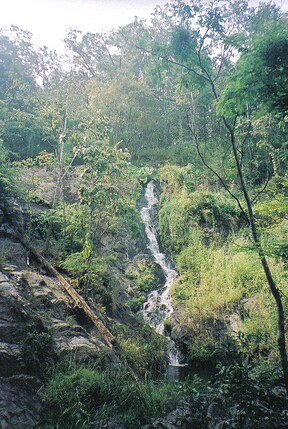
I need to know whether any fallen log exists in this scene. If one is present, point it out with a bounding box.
[14,231,115,349]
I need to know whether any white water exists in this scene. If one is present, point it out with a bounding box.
[141,181,182,367]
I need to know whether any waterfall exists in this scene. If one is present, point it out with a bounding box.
[140,180,182,367]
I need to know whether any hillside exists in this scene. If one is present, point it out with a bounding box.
[1,1,288,428]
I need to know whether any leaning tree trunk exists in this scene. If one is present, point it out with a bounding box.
[14,231,115,348]
[225,118,288,391]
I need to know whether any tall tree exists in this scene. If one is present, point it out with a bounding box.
[148,0,288,389]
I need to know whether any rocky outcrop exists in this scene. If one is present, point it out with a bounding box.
[0,271,29,376]
[0,270,42,428]
[93,419,126,429]
[142,401,193,429]
[169,313,231,365]
[0,375,42,429]
[0,266,115,428]
[22,270,111,359]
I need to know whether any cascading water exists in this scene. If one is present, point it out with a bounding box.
[141,180,182,369]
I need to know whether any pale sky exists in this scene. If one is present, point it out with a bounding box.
[0,0,167,51]
[0,0,287,52]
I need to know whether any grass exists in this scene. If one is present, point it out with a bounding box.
[41,362,184,428]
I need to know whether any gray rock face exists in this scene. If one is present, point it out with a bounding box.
[0,271,42,428]
[0,272,28,377]
[142,401,193,429]
[0,267,113,429]
[0,197,27,231]
[21,271,107,361]
[93,419,126,429]
[0,375,42,429]
[207,402,228,429]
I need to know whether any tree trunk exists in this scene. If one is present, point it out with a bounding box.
[225,118,288,391]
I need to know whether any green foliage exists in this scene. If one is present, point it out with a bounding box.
[42,363,181,428]
[0,172,13,195]
[52,204,87,254]
[76,143,128,211]
[159,166,242,253]
[219,24,288,118]
[34,150,56,167]
[174,233,256,312]
[0,142,14,195]
[160,163,196,194]
[22,328,55,377]
[170,225,286,362]
[114,323,168,378]
[126,260,157,293]
[0,29,51,159]
[211,360,288,427]
[42,359,288,429]
[126,295,146,313]
[62,245,113,307]
[125,259,160,312]
[253,174,288,264]
[188,191,241,230]
[118,201,143,240]
[170,26,211,90]
[158,167,288,363]
[136,165,157,184]
[159,188,193,253]
[255,174,288,227]
[1,7,288,425]
[83,74,182,164]
[63,251,108,280]
[29,210,62,241]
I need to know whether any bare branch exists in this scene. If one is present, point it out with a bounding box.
[118,27,211,84]
[251,172,272,204]
[187,111,249,224]
[160,54,210,82]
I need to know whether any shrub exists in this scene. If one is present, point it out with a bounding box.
[22,328,55,377]
[114,323,168,378]
[42,363,182,428]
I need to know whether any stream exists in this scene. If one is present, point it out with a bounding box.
[140,181,183,374]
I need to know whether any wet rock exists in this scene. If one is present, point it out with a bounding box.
[207,402,229,429]
[0,343,24,377]
[169,316,229,365]
[93,418,125,429]
[0,197,27,230]
[142,401,193,429]
[0,273,29,377]
[0,375,42,429]
[20,271,111,362]
[271,386,287,398]
[0,238,28,270]
[56,334,103,361]
[207,403,226,419]
[0,268,112,366]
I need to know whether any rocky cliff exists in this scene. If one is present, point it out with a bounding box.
[0,248,115,428]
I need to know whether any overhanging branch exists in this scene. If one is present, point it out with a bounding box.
[251,172,272,204]
[187,113,249,224]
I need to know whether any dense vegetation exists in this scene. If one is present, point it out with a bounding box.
[1,1,288,427]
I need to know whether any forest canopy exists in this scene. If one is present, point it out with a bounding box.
[1,1,288,428]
